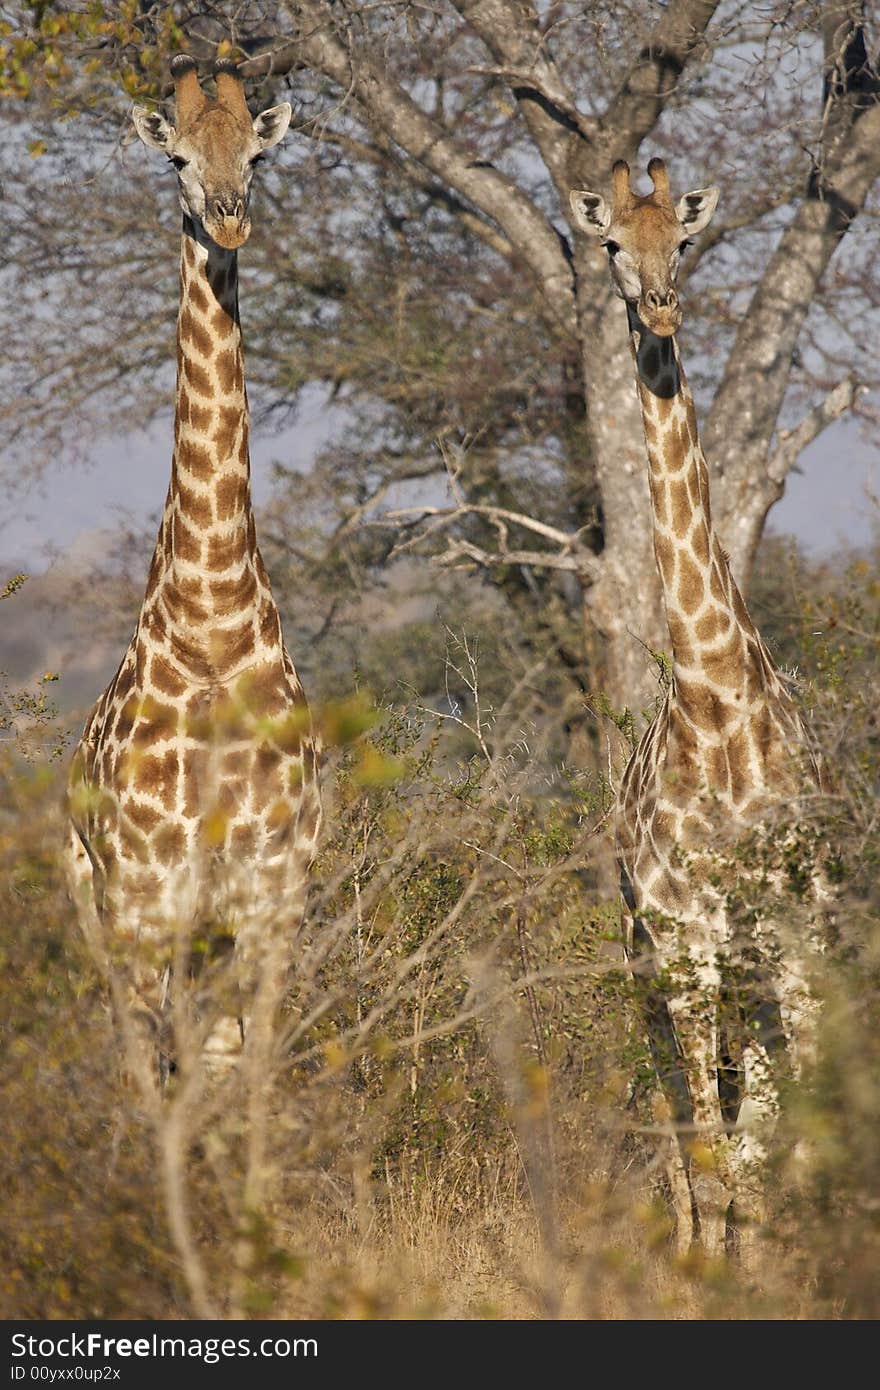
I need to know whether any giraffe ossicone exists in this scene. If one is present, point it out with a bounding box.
[571,159,826,1258]
[66,57,321,1088]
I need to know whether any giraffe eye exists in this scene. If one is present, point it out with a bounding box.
[170,156,189,171]
[603,240,620,258]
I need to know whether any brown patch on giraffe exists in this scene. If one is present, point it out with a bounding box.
[668,477,692,538]
[232,823,257,856]
[146,656,182,706]
[726,728,750,804]
[136,748,180,808]
[184,239,196,269]
[649,478,669,524]
[172,513,202,564]
[677,551,705,614]
[181,749,207,819]
[260,603,280,645]
[242,665,287,716]
[181,309,214,361]
[188,401,213,434]
[220,748,251,779]
[642,413,659,448]
[213,619,257,672]
[144,553,162,600]
[184,356,213,399]
[178,442,214,482]
[694,608,725,643]
[704,743,728,791]
[666,613,694,661]
[164,585,209,629]
[676,677,736,735]
[266,797,291,829]
[709,561,726,603]
[751,705,776,761]
[209,570,257,611]
[267,811,294,847]
[703,625,746,683]
[127,801,162,834]
[129,867,161,901]
[691,523,710,566]
[666,704,700,758]
[215,779,242,820]
[211,301,236,334]
[100,746,116,783]
[133,700,178,747]
[252,749,283,812]
[114,694,139,743]
[214,348,239,395]
[177,572,205,601]
[178,484,213,529]
[216,473,248,520]
[206,531,246,571]
[212,402,240,449]
[187,278,209,315]
[154,822,186,862]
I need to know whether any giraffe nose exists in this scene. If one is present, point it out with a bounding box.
[644,287,679,311]
[213,194,246,221]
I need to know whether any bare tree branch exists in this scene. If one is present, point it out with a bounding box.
[380,501,600,579]
[767,377,861,486]
[243,2,577,333]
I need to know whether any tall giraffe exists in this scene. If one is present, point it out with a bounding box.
[570,160,822,1256]
[66,56,322,1082]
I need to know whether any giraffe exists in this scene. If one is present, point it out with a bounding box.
[66,56,322,1086]
[570,159,824,1257]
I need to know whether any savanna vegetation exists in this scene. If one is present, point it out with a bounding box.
[2,0,880,1320]
[2,538,879,1319]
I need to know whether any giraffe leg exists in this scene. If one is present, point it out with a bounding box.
[662,991,734,1258]
[629,907,737,1258]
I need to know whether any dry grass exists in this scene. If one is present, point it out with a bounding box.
[3,555,879,1319]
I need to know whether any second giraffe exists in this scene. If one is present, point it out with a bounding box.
[571,159,825,1257]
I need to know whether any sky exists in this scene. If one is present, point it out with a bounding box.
[3,396,878,578]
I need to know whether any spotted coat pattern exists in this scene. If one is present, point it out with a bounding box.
[617,317,821,1255]
[66,217,322,1057]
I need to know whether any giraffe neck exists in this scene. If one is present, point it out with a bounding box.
[141,218,275,681]
[627,307,775,700]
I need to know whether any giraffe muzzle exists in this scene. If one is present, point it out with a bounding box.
[205,213,252,250]
[638,287,682,337]
[205,196,251,250]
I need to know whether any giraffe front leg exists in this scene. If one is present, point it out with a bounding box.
[628,914,727,1256]
[662,988,735,1260]
[638,906,736,1259]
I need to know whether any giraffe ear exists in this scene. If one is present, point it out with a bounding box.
[253,102,292,150]
[676,187,719,237]
[569,189,611,237]
[132,105,175,151]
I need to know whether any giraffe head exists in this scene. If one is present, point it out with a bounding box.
[569,159,718,336]
[132,55,292,251]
